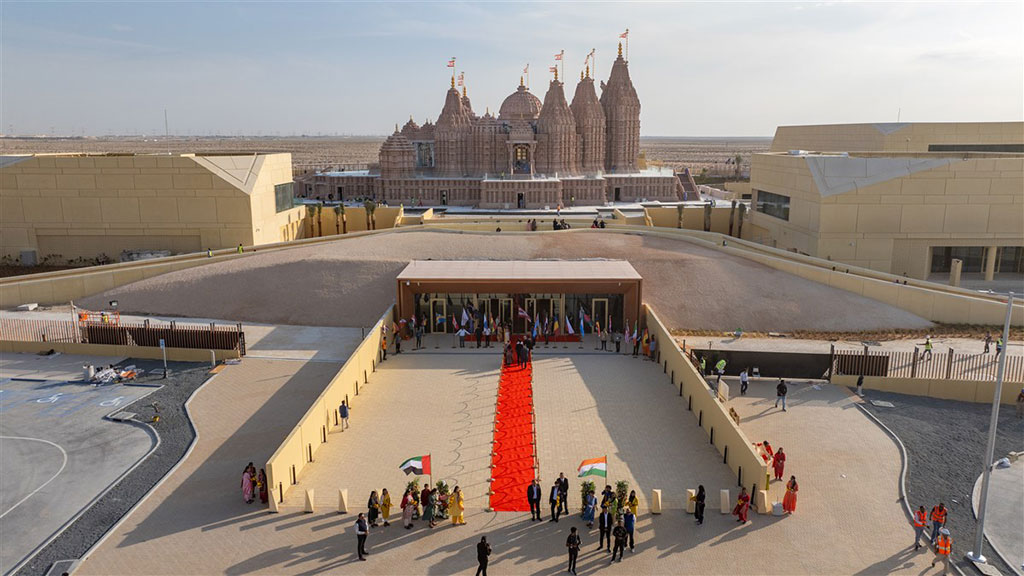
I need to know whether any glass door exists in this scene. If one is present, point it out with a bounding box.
[498,298,513,332]
[430,298,447,334]
[591,298,609,334]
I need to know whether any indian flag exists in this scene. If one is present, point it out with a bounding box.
[400,455,431,476]
[577,456,607,478]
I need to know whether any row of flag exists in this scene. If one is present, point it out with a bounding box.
[447,29,627,76]
[400,454,607,479]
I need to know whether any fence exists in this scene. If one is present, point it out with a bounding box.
[265,306,393,512]
[832,348,1023,383]
[0,317,246,354]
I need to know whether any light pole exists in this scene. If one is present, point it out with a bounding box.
[966,292,1014,564]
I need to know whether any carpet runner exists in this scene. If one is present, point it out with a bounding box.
[488,355,536,512]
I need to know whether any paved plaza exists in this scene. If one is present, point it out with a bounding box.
[72,349,949,574]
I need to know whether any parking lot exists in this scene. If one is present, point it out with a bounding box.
[0,354,156,575]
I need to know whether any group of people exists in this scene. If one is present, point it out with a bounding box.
[505,336,535,368]
[913,502,953,574]
[240,462,268,505]
[355,485,466,561]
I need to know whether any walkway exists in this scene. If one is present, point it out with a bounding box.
[489,355,535,512]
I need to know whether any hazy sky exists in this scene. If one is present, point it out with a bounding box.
[2,1,1022,137]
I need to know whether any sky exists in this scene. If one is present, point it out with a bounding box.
[2,1,1022,137]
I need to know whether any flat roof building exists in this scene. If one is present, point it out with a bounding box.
[396,259,642,336]
[748,122,1024,289]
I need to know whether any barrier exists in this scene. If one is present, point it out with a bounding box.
[0,339,240,362]
[265,306,394,510]
[646,306,768,490]
[833,374,1021,405]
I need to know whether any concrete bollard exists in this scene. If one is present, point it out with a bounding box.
[757,490,770,514]
[649,489,662,514]
[686,489,696,514]
[720,489,731,514]
[269,490,280,513]
[338,489,349,514]
[304,489,315,513]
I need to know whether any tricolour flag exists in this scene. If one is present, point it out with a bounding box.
[400,454,431,475]
[577,456,607,478]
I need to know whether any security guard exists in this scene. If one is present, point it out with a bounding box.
[931,528,952,574]
[912,505,928,550]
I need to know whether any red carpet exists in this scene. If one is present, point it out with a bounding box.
[488,354,536,512]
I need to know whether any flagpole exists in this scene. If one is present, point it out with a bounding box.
[625,29,629,62]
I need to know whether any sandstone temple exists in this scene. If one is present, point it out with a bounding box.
[298,44,684,208]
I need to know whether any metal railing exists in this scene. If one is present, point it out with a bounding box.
[832,347,1022,382]
[0,317,246,354]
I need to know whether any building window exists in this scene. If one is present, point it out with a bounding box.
[754,190,790,221]
[275,182,294,213]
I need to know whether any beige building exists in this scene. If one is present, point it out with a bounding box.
[0,153,305,262]
[749,122,1024,284]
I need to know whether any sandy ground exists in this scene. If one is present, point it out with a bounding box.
[79,230,932,333]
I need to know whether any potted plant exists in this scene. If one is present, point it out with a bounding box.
[406,478,421,519]
[614,480,630,520]
[434,480,450,519]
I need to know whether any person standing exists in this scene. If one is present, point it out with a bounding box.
[912,505,928,550]
[772,448,786,481]
[598,506,612,552]
[922,336,933,361]
[775,379,788,411]
[699,356,706,375]
[611,519,628,562]
[339,401,350,430]
[527,478,542,521]
[715,358,727,384]
[632,333,641,357]
[739,368,749,395]
[241,463,254,504]
[354,513,369,561]
[626,490,639,517]
[929,502,947,544]
[402,489,415,529]
[582,490,597,528]
[258,469,268,504]
[623,507,636,552]
[557,473,570,515]
[566,526,582,575]
[996,336,1004,356]
[380,488,392,527]
[381,332,387,361]
[237,243,244,254]
[483,323,491,348]
[423,488,437,528]
[367,490,381,527]
[549,480,561,522]
[450,486,466,525]
[475,322,484,348]
[614,330,622,353]
[691,485,706,525]
[983,331,992,354]
[782,476,798,513]
[457,326,469,348]
[931,528,952,574]
[475,536,491,576]
[648,337,657,362]
[856,374,864,397]
[600,329,608,351]
[732,487,750,523]
[415,323,423,349]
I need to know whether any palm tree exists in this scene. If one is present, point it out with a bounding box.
[315,204,323,237]
[363,200,376,231]
[736,203,747,239]
[728,200,737,236]
[305,205,317,237]
[703,202,712,232]
[334,204,346,235]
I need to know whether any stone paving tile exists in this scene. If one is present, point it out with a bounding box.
[77,351,942,575]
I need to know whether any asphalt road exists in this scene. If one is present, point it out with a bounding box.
[0,377,155,576]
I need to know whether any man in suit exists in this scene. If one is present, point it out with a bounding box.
[598,506,612,552]
[549,480,561,522]
[354,513,368,561]
[557,473,570,515]
[527,478,542,521]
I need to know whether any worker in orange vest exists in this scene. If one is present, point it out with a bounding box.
[912,505,928,550]
[929,502,947,544]
[931,528,952,574]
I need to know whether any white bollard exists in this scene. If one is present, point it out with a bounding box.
[757,490,771,515]
[304,489,315,513]
[686,489,696,514]
[720,489,731,514]
[338,489,349,514]
[649,489,662,514]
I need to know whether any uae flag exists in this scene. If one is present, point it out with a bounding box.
[577,456,607,478]
[400,455,431,476]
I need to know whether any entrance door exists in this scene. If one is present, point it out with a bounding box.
[614,187,621,202]
[591,298,609,334]
[430,299,447,334]
[549,297,563,334]
[474,297,491,324]
[441,191,448,206]
[498,298,513,332]
[517,192,525,209]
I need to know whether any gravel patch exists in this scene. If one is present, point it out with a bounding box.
[79,230,933,333]
[15,359,212,576]
[861,390,1024,576]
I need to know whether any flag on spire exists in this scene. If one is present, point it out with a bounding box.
[523,63,529,74]
[619,29,629,39]
[554,51,564,61]
[457,72,464,87]
[447,57,456,68]
[548,66,557,73]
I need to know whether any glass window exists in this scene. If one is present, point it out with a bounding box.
[275,182,294,213]
[754,190,790,221]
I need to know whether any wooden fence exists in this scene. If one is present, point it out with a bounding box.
[832,347,1023,383]
[0,317,246,354]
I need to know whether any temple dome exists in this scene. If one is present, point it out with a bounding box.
[498,83,542,122]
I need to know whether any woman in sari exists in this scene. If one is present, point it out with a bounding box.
[449,486,466,525]
[381,488,392,527]
[772,448,786,481]
[258,469,268,504]
[367,490,381,527]
[732,487,750,523]
[401,489,415,529]
[241,464,254,504]
[582,490,597,528]
[783,476,798,514]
